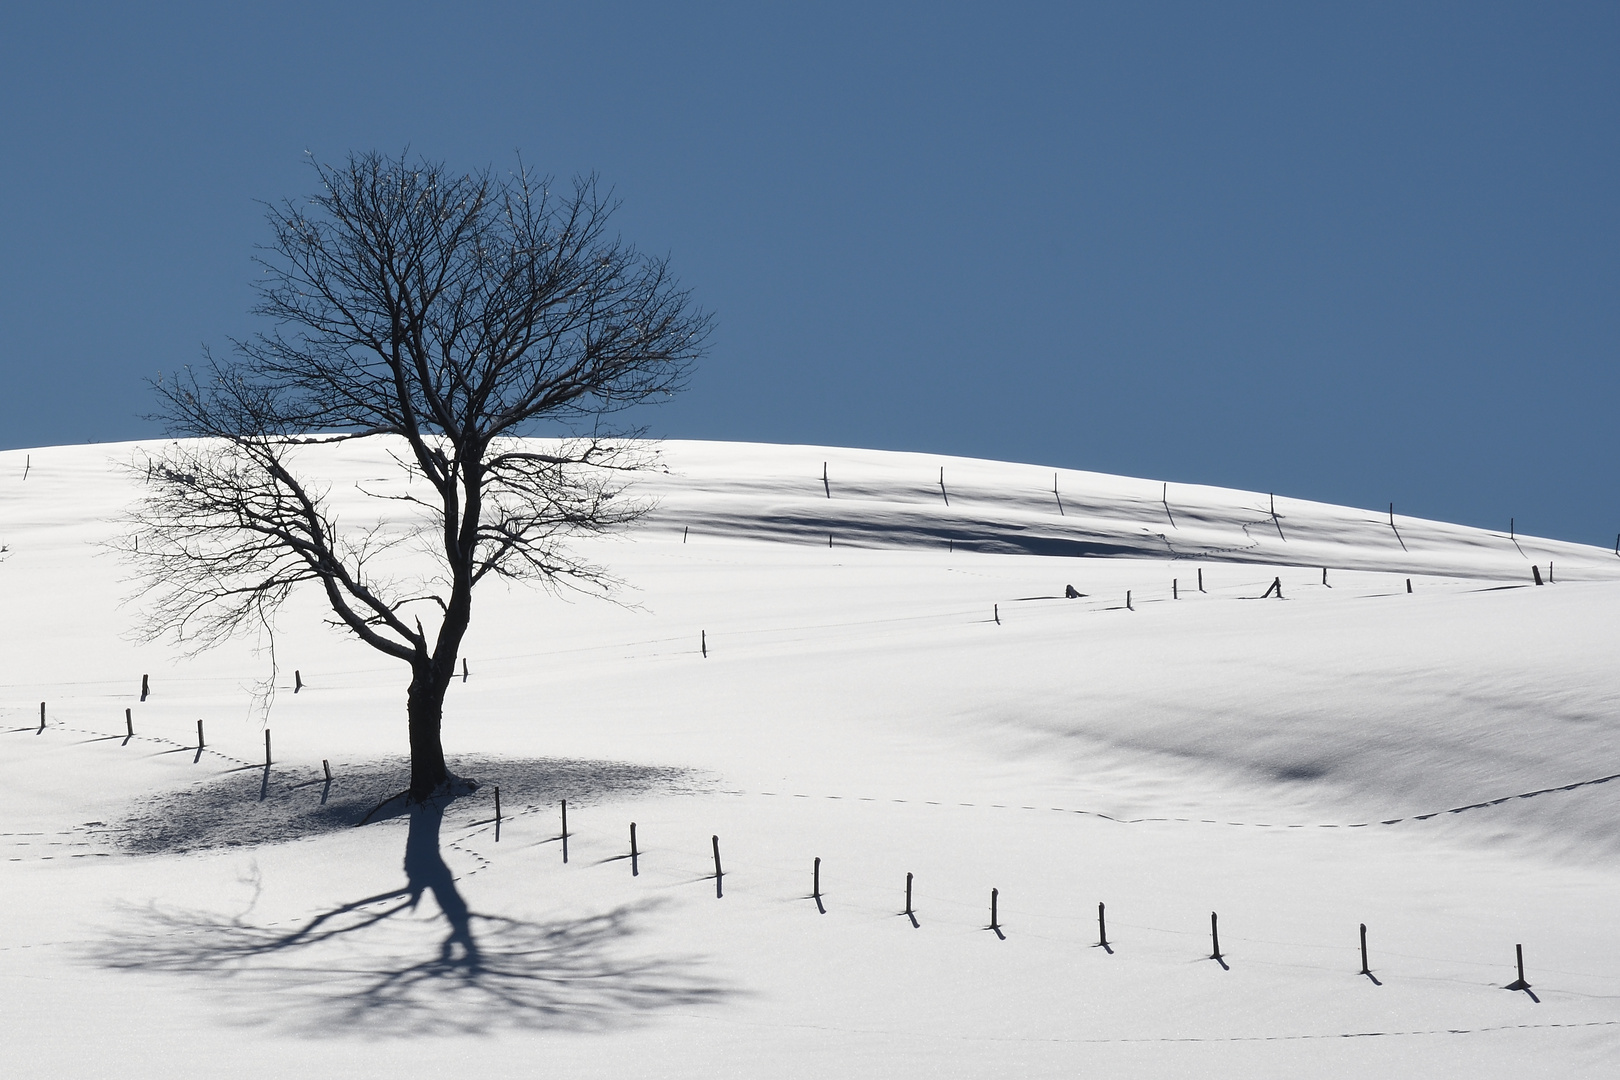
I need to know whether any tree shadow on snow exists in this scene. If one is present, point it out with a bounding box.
[114,754,705,855]
[91,799,732,1036]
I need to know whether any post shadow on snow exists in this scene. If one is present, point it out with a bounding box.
[92,798,733,1036]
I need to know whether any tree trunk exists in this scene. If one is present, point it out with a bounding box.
[407,664,452,801]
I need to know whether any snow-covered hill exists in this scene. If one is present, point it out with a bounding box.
[4,440,1619,1078]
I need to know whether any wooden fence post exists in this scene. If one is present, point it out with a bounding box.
[1506,944,1531,991]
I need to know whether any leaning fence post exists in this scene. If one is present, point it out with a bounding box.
[561,800,569,863]
[989,888,1001,936]
[197,719,204,749]
[712,835,723,898]
[1359,922,1371,976]
[1532,565,1543,586]
[1210,911,1223,962]
[813,856,823,912]
[38,702,45,733]
[125,708,133,739]
[904,871,916,926]
[140,674,149,701]
[294,670,302,693]
[630,822,639,876]
[1098,901,1109,948]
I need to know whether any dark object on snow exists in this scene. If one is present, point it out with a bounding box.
[1065,584,1080,598]
[1532,565,1543,586]
[1505,943,1533,993]
[1261,577,1283,599]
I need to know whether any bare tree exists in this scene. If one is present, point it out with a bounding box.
[122,151,710,801]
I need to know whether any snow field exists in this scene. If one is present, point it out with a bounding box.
[4,440,1620,1077]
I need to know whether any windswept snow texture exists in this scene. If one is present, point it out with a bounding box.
[4,439,1620,1079]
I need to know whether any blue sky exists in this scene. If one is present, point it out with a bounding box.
[2,2,1616,545]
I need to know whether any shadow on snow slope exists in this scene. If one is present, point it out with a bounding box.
[92,799,732,1036]
[114,755,707,855]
